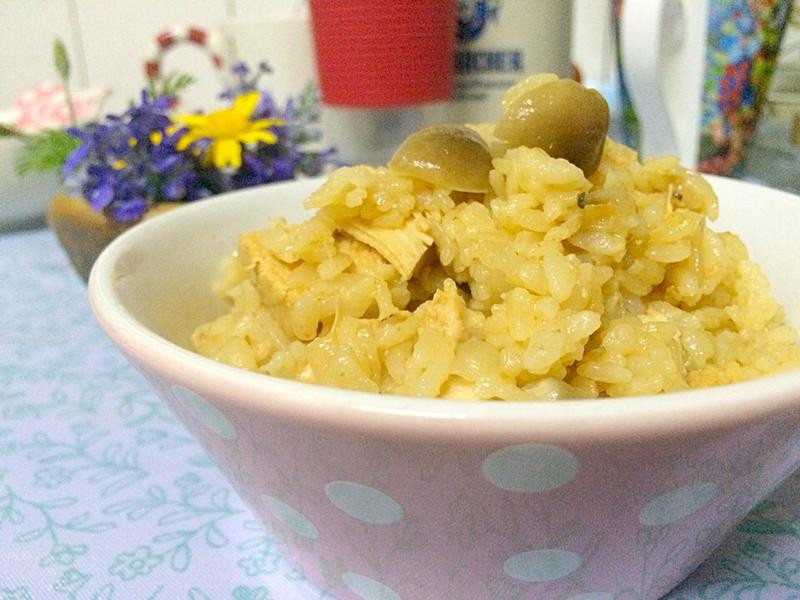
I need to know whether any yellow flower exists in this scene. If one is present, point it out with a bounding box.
[174,92,282,170]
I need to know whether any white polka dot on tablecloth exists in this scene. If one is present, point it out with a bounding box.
[260,494,319,540]
[325,481,404,525]
[171,384,237,440]
[482,443,579,493]
[342,571,402,600]
[503,548,582,582]
[566,593,614,600]
[639,482,719,526]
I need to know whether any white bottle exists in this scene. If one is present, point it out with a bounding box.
[447,0,574,123]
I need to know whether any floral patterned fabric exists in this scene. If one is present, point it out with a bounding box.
[699,0,793,174]
[613,0,792,176]
[1,227,799,599]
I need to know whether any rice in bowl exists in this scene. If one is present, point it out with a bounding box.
[192,76,800,400]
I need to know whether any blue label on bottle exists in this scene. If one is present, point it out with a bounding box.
[456,50,523,74]
[457,0,500,42]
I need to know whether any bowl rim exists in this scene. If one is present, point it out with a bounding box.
[88,175,800,441]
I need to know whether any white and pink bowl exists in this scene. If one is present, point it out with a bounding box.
[88,176,800,600]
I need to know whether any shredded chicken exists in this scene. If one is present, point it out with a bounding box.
[341,213,433,280]
[238,231,292,305]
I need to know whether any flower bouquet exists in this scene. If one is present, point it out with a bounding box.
[48,60,336,280]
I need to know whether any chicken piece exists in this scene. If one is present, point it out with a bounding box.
[419,279,465,340]
[238,231,292,305]
[335,233,388,269]
[341,212,433,280]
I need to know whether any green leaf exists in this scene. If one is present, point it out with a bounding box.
[187,588,212,600]
[91,583,116,600]
[7,508,24,524]
[39,495,77,509]
[100,472,146,497]
[14,130,80,176]
[158,510,201,526]
[14,527,47,542]
[209,488,229,510]
[188,455,215,468]
[127,505,157,521]
[54,38,70,81]
[204,522,228,548]
[169,544,191,572]
[82,521,115,533]
[102,498,143,515]
[152,530,190,544]
[153,70,196,99]
[778,557,800,579]
[738,517,795,536]
[0,124,25,138]
[66,512,91,527]
[232,586,270,600]
[146,485,166,502]
[719,557,763,582]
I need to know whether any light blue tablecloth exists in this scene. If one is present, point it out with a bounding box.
[1,228,799,600]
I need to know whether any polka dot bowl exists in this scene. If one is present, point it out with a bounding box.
[88,176,800,600]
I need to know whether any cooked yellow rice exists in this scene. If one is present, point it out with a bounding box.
[192,137,800,400]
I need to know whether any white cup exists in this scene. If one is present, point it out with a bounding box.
[0,137,60,230]
[616,0,793,173]
[618,0,710,168]
[446,0,574,123]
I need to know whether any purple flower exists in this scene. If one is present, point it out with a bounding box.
[240,152,269,186]
[163,170,193,200]
[63,62,337,225]
[231,61,250,78]
[111,196,148,222]
[153,153,181,174]
[126,92,172,140]
[64,89,215,221]
[270,157,294,181]
[253,91,278,119]
[89,180,114,211]
[62,140,89,176]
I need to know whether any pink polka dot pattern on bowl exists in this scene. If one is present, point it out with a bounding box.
[639,482,719,526]
[341,571,403,600]
[502,548,583,582]
[325,481,405,525]
[260,494,319,540]
[482,443,580,493]
[170,384,237,440]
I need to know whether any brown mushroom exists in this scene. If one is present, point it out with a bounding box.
[494,77,610,176]
[388,124,493,193]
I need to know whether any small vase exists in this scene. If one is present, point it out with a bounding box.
[47,195,177,282]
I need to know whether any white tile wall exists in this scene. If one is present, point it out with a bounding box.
[231,0,309,20]
[0,0,615,114]
[0,0,86,106]
[74,0,230,113]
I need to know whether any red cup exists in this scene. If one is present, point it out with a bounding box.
[309,0,456,108]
